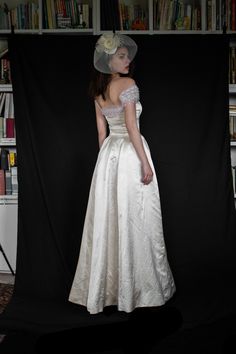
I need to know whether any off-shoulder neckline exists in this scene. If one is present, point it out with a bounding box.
[119,83,138,96]
[95,84,139,111]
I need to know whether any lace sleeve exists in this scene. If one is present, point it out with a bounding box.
[119,84,139,107]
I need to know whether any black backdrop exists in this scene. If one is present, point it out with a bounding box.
[0,34,235,333]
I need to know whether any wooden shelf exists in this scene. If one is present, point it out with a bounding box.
[0,195,18,205]
[0,138,16,146]
[0,85,13,92]
[229,84,236,93]
[40,28,93,34]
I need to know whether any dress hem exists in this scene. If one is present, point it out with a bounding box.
[68,288,176,315]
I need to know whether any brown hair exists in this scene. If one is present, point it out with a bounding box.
[88,61,135,101]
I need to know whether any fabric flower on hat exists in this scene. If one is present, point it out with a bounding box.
[96,33,121,55]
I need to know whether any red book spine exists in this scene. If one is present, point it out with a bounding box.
[0,170,5,195]
[6,118,15,138]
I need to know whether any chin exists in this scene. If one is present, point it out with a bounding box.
[118,69,129,75]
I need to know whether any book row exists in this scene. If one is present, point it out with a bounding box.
[154,0,201,31]
[0,93,14,120]
[0,168,18,196]
[154,0,234,31]
[0,2,39,30]
[1,1,91,30]
[0,147,17,196]
[0,148,17,171]
[43,0,91,29]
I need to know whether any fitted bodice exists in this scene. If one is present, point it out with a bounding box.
[95,84,142,136]
[102,102,142,136]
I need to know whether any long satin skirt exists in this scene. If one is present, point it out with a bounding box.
[69,133,176,314]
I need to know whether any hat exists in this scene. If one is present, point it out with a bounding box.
[93,32,137,74]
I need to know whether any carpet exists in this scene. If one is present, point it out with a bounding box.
[0,283,14,314]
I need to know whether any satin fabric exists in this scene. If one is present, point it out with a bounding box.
[69,85,176,314]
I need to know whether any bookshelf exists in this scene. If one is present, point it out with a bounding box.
[0,0,236,35]
[0,44,17,273]
[0,51,17,201]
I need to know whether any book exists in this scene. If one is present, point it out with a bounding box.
[0,169,5,195]
[5,170,12,195]
[6,118,15,138]
[229,115,236,140]
[0,117,4,139]
[0,148,9,170]
[0,93,6,116]
[9,151,16,167]
[11,166,18,195]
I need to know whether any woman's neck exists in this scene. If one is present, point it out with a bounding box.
[111,73,120,79]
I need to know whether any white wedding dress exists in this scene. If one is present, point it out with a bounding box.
[69,84,176,314]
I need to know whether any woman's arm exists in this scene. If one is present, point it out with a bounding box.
[124,103,153,185]
[94,101,107,149]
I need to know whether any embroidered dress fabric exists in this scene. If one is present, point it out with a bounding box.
[69,84,176,314]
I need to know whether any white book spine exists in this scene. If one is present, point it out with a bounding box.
[4,93,10,118]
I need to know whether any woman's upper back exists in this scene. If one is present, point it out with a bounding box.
[96,77,136,109]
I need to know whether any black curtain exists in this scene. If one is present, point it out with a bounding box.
[0,34,235,333]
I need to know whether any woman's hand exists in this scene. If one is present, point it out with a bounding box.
[141,162,153,185]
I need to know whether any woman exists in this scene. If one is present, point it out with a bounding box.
[69,33,176,314]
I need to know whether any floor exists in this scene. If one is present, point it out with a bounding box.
[0,314,235,354]
[0,273,235,353]
[0,273,15,347]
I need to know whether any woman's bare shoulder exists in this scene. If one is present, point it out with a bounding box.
[110,77,136,95]
[117,77,136,89]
